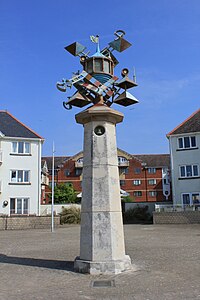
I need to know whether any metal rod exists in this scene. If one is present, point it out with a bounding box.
[51,141,55,232]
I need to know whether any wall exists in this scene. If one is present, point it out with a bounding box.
[169,134,200,206]
[40,204,81,215]
[153,211,200,224]
[0,138,42,215]
[125,202,172,215]
[0,216,60,230]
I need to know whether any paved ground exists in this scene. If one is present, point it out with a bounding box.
[0,224,200,300]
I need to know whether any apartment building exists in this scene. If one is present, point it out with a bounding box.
[0,111,44,216]
[42,149,171,204]
[167,108,200,207]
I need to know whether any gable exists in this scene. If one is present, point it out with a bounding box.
[167,108,200,136]
[0,111,43,139]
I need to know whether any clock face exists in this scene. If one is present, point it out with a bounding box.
[94,125,105,136]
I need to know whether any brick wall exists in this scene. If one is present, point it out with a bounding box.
[0,217,6,230]
[153,211,200,224]
[0,216,60,230]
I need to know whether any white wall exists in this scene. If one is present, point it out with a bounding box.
[40,204,81,215]
[0,137,42,216]
[169,133,200,205]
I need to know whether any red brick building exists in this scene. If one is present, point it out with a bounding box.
[42,149,171,204]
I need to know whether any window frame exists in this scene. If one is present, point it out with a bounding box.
[10,198,29,215]
[148,179,157,185]
[11,141,31,155]
[179,164,199,178]
[181,192,200,207]
[120,180,126,186]
[133,191,142,197]
[148,168,156,174]
[149,191,157,197]
[134,167,141,174]
[133,180,141,186]
[177,136,197,150]
[10,170,30,184]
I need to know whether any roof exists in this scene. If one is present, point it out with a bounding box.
[42,156,70,170]
[0,111,43,139]
[133,154,170,168]
[167,108,200,136]
[42,152,170,170]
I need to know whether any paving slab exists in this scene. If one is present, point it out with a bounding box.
[0,224,200,300]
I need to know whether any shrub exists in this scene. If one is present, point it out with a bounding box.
[60,206,81,224]
[123,205,152,224]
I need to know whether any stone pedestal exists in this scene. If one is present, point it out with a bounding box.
[74,103,131,274]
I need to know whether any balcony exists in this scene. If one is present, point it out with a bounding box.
[75,161,83,168]
[118,161,129,167]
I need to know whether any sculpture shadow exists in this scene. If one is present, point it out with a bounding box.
[0,254,74,272]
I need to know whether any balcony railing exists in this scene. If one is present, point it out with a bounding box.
[155,204,200,212]
[75,161,83,168]
[118,161,129,167]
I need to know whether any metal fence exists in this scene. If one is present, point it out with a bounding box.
[155,204,200,212]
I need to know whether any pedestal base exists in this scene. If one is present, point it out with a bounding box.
[74,255,132,275]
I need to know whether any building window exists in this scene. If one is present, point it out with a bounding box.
[133,180,141,186]
[148,179,157,185]
[10,170,30,183]
[11,142,30,154]
[148,168,156,174]
[149,191,157,197]
[134,191,142,197]
[77,158,83,163]
[134,168,141,174]
[64,169,70,176]
[122,167,129,174]
[120,180,125,186]
[118,156,128,164]
[178,136,196,150]
[10,198,29,214]
[75,168,82,176]
[182,193,200,206]
[179,165,199,178]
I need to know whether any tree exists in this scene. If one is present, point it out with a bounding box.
[52,183,78,204]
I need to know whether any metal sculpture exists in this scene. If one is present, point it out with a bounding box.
[57,30,139,110]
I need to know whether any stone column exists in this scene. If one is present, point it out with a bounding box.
[74,102,131,274]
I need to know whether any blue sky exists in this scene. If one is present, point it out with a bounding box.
[0,0,199,156]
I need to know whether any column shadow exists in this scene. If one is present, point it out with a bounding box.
[0,254,75,272]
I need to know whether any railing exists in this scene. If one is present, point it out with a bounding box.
[75,161,83,168]
[155,204,200,212]
[118,161,129,167]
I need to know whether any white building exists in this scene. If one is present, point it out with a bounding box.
[167,108,200,207]
[0,111,44,216]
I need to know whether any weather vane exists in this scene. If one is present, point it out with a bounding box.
[56,30,139,110]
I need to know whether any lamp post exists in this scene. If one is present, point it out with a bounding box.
[57,30,139,274]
